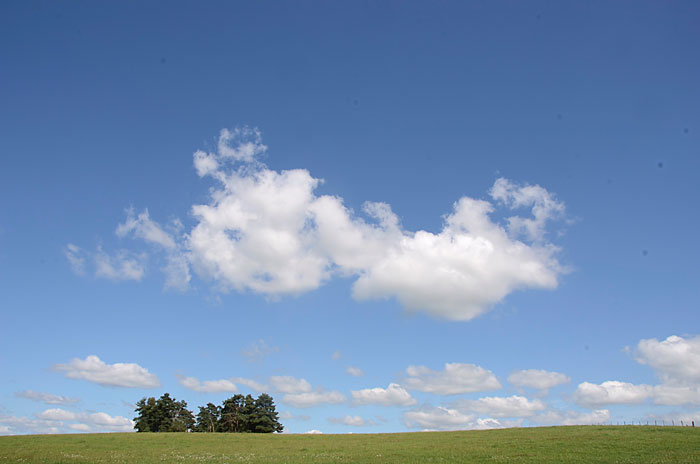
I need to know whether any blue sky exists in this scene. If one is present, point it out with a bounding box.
[1,1,699,434]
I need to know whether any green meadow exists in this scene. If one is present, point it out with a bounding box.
[1,426,698,463]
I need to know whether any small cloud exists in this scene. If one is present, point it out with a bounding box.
[403,363,501,395]
[269,376,312,394]
[331,351,342,360]
[351,383,416,407]
[452,395,546,418]
[64,244,86,275]
[282,389,346,408]
[16,390,79,406]
[279,411,310,421]
[94,247,146,281]
[242,339,279,363]
[507,369,570,394]
[177,375,238,393]
[328,415,374,426]
[345,366,364,377]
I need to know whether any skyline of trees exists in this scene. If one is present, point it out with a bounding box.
[134,393,282,433]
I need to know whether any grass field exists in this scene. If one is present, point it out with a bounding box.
[0,426,698,463]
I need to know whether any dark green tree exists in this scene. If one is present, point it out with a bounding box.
[195,403,221,432]
[133,393,194,432]
[133,397,158,432]
[134,392,283,433]
[219,394,247,433]
[249,393,283,433]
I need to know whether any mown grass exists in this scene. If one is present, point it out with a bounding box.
[0,426,698,463]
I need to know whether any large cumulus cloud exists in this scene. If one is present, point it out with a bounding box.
[79,127,569,321]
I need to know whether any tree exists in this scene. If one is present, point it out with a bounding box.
[219,394,247,433]
[133,393,194,432]
[134,392,282,433]
[195,403,221,433]
[249,393,283,433]
[134,397,158,432]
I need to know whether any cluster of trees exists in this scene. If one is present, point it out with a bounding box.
[134,393,283,433]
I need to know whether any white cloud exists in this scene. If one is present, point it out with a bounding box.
[71,129,569,320]
[177,375,266,393]
[177,375,238,393]
[345,366,364,377]
[634,335,700,386]
[403,363,501,395]
[94,247,146,281]
[65,244,148,282]
[52,355,160,388]
[403,406,509,431]
[350,195,564,321]
[573,381,653,408]
[35,409,134,433]
[569,335,700,408]
[328,415,374,426]
[404,406,474,431]
[652,385,700,406]
[242,339,279,363]
[231,377,268,392]
[533,409,610,426]
[182,129,569,320]
[279,411,310,421]
[215,127,267,163]
[37,408,77,421]
[116,209,191,290]
[270,376,312,394]
[16,390,79,405]
[68,423,91,432]
[454,395,546,418]
[303,429,323,434]
[507,369,570,392]
[189,163,330,295]
[282,389,346,408]
[351,383,416,407]
[489,178,566,242]
[65,244,86,275]
[73,129,569,320]
[0,414,62,435]
[116,208,176,249]
[86,412,133,431]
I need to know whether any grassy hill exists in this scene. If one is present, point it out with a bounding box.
[1,426,698,463]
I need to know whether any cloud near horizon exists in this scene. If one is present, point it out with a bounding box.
[67,127,568,321]
[572,335,700,408]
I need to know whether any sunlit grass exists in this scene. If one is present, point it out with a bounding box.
[1,426,698,463]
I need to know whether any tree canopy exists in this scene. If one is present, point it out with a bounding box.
[134,393,282,433]
[133,393,194,432]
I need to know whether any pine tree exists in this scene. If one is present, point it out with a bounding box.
[219,394,246,433]
[133,393,194,432]
[195,403,221,432]
[250,393,283,433]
